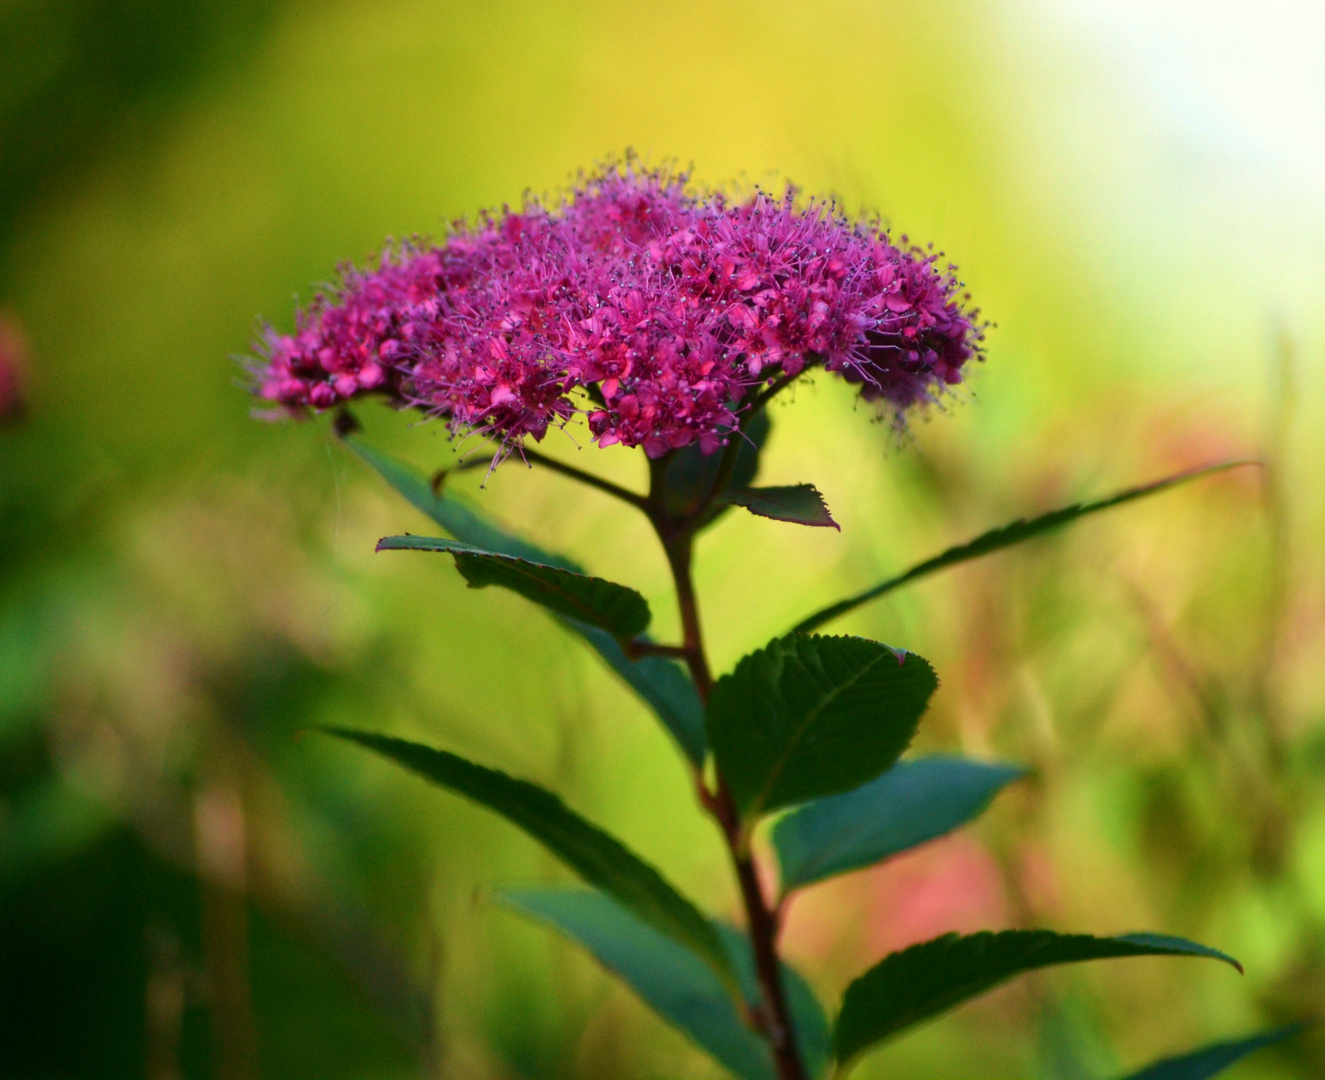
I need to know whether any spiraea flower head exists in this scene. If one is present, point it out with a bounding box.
[251,156,983,456]
[255,245,435,411]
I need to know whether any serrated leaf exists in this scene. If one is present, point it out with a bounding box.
[499,888,831,1080]
[834,930,1242,1070]
[322,729,736,992]
[1114,1023,1307,1080]
[344,437,706,762]
[726,485,839,530]
[376,535,650,640]
[772,755,1026,894]
[793,461,1257,634]
[708,634,938,820]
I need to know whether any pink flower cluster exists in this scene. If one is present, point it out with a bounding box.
[253,159,983,456]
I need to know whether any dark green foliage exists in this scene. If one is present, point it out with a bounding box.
[0,824,418,1080]
[343,436,1280,1078]
[707,634,937,819]
[321,729,736,991]
[1114,1024,1306,1080]
[726,485,838,529]
[657,410,771,521]
[772,756,1025,893]
[375,535,651,641]
[345,437,707,762]
[793,461,1255,634]
[499,888,831,1080]
[834,930,1242,1068]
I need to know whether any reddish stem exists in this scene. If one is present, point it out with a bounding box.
[658,529,807,1080]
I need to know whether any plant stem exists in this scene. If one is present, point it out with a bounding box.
[661,534,713,696]
[518,447,650,509]
[622,640,690,660]
[658,528,807,1080]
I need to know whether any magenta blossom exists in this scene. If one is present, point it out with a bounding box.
[251,158,983,456]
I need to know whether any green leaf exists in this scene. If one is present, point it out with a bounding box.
[659,409,771,521]
[323,729,736,992]
[834,930,1243,1070]
[499,888,832,1080]
[772,755,1026,894]
[1114,1023,1307,1080]
[376,535,651,640]
[792,461,1257,634]
[708,634,938,820]
[344,436,706,762]
[726,485,839,530]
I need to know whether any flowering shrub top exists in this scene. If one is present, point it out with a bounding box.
[249,158,1269,1080]
[254,159,983,457]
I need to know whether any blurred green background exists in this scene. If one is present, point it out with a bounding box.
[2,1,1323,1076]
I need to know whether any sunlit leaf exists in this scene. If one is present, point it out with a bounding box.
[323,729,736,992]
[726,485,838,529]
[793,461,1257,634]
[499,888,832,1080]
[707,634,937,819]
[1114,1023,1307,1080]
[834,930,1242,1070]
[376,534,651,640]
[772,755,1026,893]
[344,436,706,762]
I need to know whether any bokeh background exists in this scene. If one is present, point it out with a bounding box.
[2,1,1323,1077]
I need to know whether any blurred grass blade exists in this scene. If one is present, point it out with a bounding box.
[834,930,1242,1070]
[344,436,706,762]
[376,535,651,640]
[793,461,1256,635]
[726,485,839,529]
[323,729,736,992]
[708,634,937,819]
[1114,1023,1308,1080]
[565,623,707,764]
[500,888,832,1080]
[346,435,569,566]
[773,756,1026,894]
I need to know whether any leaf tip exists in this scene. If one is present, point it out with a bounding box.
[1119,932,1244,974]
[375,532,416,552]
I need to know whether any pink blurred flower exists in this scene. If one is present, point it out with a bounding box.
[864,834,1011,956]
[780,833,1011,979]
